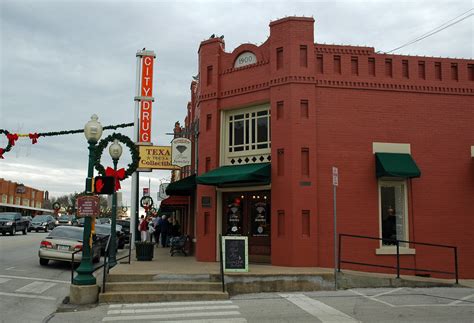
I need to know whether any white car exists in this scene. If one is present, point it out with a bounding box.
[38,226,101,266]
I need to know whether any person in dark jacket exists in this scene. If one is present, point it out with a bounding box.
[160,215,169,247]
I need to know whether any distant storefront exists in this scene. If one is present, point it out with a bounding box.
[165,17,474,278]
[0,178,47,215]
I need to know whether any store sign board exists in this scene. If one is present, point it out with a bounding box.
[139,55,154,143]
[332,167,339,187]
[138,146,180,170]
[157,183,169,201]
[222,236,248,273]
[171,138,192,167]
[77,196,100,217]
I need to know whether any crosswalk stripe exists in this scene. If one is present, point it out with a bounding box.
[102,310,242,322]
[108,304,239,315]
[109,300,234,309]
[149,319,247,323]
[0,278,11,284]
[15,281,57,294]
[0,291,56,301]
[0,274,68,284]
[280,293,360,323]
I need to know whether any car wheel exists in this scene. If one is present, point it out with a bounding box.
[44,226,48,232]
[11,227,16,235]
[1,232,5,236]
[39,258,49,266]
[23,228,27,235]
[35,229,39,233]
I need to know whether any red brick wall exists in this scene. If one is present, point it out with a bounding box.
[190,16,474,277]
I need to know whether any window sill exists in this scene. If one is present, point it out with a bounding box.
[376,247,416,255]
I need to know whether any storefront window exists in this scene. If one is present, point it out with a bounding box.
[225,196,243,235]
[250,195,270,237]
[380,181,407,246]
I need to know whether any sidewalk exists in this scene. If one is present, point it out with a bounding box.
[108,245,474,293]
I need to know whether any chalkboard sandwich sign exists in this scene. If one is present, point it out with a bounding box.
[222,236,248,273]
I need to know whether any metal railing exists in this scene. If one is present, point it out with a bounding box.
[101,233,132,293]
[71,235,110,284]
[70,233,132,289]
[338,233,459,284]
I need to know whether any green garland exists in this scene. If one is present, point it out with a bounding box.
[94,132,140,179]
[0,129,13,156]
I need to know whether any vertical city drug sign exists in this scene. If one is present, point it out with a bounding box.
[139,53,155,143]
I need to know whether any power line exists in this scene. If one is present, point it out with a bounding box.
[384,8,473,54]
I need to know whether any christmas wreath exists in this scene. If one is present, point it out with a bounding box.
[94,133,140,184]
[0,129,15,159]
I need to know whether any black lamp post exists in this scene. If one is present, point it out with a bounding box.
[108,139,122,268]
[73,114,102,285]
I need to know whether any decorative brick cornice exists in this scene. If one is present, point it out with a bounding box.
[315,79,474,95]
[221,60,270,75]
[197,75,474,101]
[315,45,374,56]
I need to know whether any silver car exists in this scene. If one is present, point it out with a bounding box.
[38,226,101,266]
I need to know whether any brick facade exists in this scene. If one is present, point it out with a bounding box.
[0,178,45,213]
[178,17,474,278]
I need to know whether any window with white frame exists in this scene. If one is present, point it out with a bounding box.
[227,105,270,153]
[379,180,408,247]
[9,196,13,204]
[15,197,20,205]
[1,194,7,203]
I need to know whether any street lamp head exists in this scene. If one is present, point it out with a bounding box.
[109,139,123,160]
[84,114,103,143]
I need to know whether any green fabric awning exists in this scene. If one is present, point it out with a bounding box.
[375,153,421,178]
[196,163,271,186]
[165,174,196,196]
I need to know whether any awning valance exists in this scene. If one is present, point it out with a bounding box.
[165,175,196,196]
[375,153,421,178]
[196,163,271,186]
[160,195,190,207]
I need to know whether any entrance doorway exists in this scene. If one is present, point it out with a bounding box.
[222,191,271,263]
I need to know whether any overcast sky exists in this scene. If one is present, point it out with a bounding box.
[0,0,472,207]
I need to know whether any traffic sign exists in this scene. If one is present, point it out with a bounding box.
[77,196,100,217]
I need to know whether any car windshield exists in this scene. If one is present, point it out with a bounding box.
[0,213,16,220]
[48,227,83,240]
[33,215,49,222]
[59,215,72,220]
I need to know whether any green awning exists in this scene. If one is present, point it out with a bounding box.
[165,174,196,196]
[375,153,421,178]
[196,163,271,186]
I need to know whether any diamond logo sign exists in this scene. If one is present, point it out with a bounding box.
[171,138,192,167]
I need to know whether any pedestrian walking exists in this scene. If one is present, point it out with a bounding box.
[160,215,169,247]
[139,215,149,242]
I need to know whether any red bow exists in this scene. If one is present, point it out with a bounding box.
[0,149,4,159]
[105,167,125,191]
[7,133,18,146]
[29,133,39,144]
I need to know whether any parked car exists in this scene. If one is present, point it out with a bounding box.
[116,219,130,244]
[94,223,126,253]
[30,214,56,232]
[22,216,33,231]
[38,226,101,266]
[96,217,111,225]
[0,212,29,235]
[57,214,77,226]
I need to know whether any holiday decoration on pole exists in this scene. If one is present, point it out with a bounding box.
[94,133,140,185]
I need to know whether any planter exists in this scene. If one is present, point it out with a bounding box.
[135,241,154,261]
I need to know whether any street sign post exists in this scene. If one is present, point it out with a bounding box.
[77,196,100,217]
[332,166,338,290]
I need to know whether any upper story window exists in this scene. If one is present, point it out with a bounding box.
[227,106,271,154]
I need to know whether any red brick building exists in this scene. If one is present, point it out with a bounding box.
[0,178,46,215]
[166,17,474,278]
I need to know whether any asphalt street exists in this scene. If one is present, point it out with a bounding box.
[0,231,71,323]
[48,287,474,323]
[1,232,473,322]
